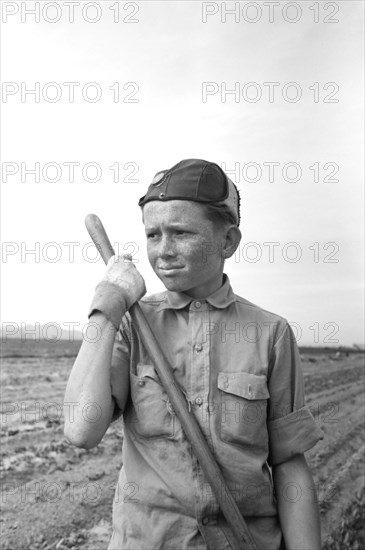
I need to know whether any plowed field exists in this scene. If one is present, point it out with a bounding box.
[1,339,364,549]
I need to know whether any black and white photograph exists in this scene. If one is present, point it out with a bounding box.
[1,2,364,549]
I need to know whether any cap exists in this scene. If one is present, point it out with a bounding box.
[138,159,240,226]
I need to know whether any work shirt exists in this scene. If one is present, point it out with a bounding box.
[108,275,323,550]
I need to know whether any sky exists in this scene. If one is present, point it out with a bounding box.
[1,1,364,345]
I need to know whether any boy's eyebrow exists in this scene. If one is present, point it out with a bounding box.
[166,222,191,228]
[145,222,192,231]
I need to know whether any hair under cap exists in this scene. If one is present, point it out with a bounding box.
[138,159,240,226]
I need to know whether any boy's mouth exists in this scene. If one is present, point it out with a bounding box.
[158,266,184,275]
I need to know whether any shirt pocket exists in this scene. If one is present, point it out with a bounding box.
[125,364,176,440]
[217,372,270,449]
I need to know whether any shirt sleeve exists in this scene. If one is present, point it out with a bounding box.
[267,323,324,466]
[109,315,132,422]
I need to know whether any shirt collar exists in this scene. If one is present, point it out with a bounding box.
[156,274,236,311]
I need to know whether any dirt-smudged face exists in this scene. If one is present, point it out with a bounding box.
[143,200,226,299]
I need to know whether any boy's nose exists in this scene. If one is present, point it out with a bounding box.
[159,235,176,258]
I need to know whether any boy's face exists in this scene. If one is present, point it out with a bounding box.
[143,200,226,299]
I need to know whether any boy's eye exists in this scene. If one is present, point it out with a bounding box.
[147,230,189,239]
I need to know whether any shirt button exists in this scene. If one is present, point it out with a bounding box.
[202,517,209,525]
[137,379,145,387]
[195,397,203,406]
[195,344,203,352]
[194,301,202,308]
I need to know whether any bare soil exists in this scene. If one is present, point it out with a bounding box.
[1,339,364,549]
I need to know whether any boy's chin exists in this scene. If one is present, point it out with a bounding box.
[161,279,185,292]
[157,274,187,293]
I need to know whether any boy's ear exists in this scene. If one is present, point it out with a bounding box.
[222,226,242,259]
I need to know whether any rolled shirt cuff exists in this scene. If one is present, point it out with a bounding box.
[268,406,324,465]
[88,281,128,331]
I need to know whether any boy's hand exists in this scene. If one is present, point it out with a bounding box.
[102,253,146,308]
[88,253,146,330]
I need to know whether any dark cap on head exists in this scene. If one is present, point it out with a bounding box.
[138,159,240,226]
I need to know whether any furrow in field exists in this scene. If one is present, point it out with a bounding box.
[0,428,123,487]
[319,444,365,545]
[303,363,364,396]
[306,381,363,406]
[311,418,364,475]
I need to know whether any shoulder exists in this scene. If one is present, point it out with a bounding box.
[233,292,286,323]
[118,291,168,339]
[231,291,289,341]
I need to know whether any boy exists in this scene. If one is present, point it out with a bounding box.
[64,159,323,550]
